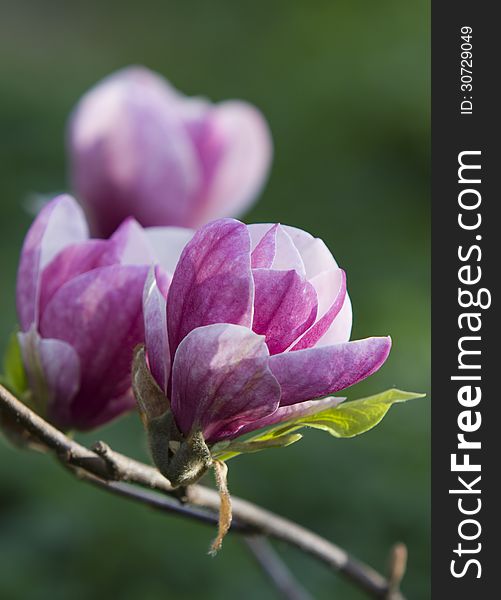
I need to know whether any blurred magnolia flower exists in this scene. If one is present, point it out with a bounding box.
[16,194,192,431]
[68,66,273,237]
[135,218,391,485]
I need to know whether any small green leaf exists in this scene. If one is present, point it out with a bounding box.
[1,331,28,396]
[212,431,303,461]
[263,388,425,440]
[212,389,424,461]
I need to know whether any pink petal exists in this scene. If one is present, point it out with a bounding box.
[171,324,280,443]
[248,223,276,250]
[316,294,353,346]
[248,223,305,275]
[292,269,346,350]
[39,264,148,429]
[18,329,80,429]
[281,225,338,279]
[144,226,194,275]
[82,389,136,431]
[16,195,88,330]
[252,269,318,354]
[166,219,254,356]
[69,67,200,236]
[237,396,344,436]
[190,101,272,225]
[251,223,278,268]
[271,225,306,274]
[143,267,170,393]
[109,217,157,265]
[270,337,392,406]
[38,240,116,319]
[37,218,156,319]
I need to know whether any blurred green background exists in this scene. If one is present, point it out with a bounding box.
[0,0,429,598]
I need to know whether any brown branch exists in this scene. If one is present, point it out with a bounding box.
[244,535,314,600]
[0,384,405,600]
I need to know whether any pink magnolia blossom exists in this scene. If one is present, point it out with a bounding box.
[68,66,272,237]
[143,219,391,444]
[16,194,192,430]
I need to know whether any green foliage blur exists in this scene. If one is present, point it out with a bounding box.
[0,0,430,598]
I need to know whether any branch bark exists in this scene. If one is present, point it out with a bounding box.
[244,535,314,600]
[0,383,405,600]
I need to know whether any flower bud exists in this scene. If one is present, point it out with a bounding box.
[139,217,391,447]
[68,66,272,237]
[15,194,192,431]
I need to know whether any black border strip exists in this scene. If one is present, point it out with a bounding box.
[432,2,497,595]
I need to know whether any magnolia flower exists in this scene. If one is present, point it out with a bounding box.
[68,66,272,237]
[16,194,192,430]
[139,219,391,460]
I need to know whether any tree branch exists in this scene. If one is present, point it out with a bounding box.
[244,535,314,600]
[0,383,405,600]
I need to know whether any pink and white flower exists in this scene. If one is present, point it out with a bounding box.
[143,218,391,444]
[68,66,272,237]
[16,194,192,430]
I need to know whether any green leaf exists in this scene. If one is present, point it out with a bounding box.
[212,389,424,461]
[1,331,28,397]
[212,431,303,462]
[263,388,426,440]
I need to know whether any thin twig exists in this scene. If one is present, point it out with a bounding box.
[0,384,405,600]
[386,543,408,599]
[244,535,313,600]
[75,471,250,531]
